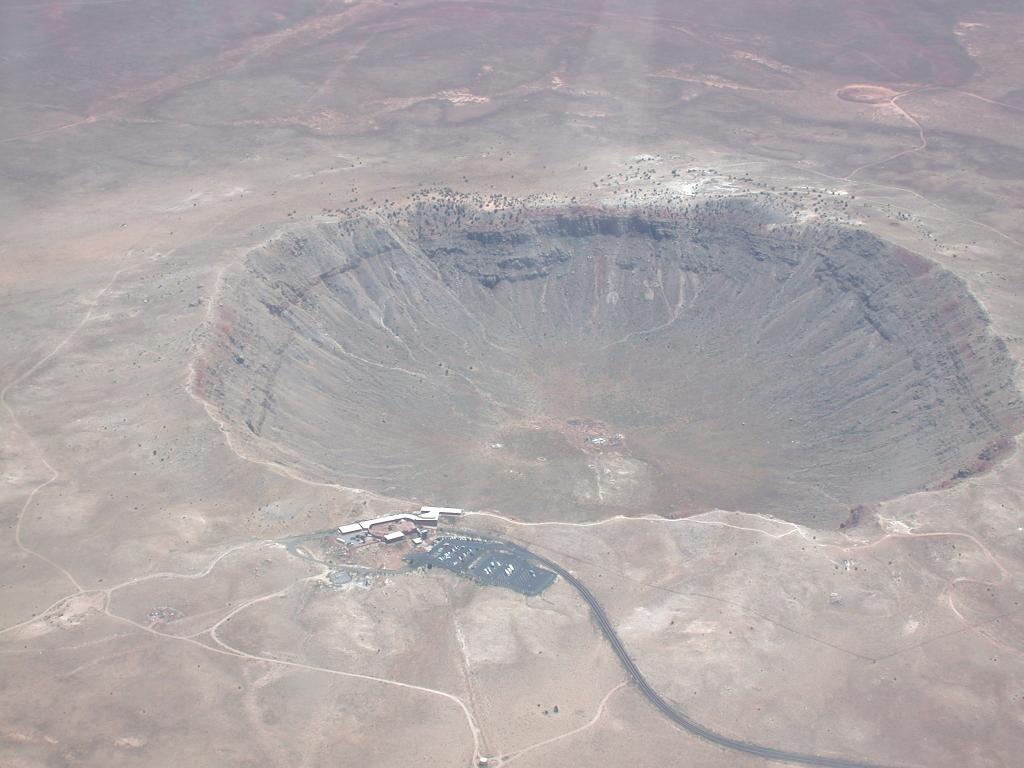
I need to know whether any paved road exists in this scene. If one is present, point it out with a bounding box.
[521,546,905,768]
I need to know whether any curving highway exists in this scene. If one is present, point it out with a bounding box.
[517,544,906,768]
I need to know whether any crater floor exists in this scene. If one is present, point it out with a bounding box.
[193,199,1023,525]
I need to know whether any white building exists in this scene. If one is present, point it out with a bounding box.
[337,506,461,536]
[359,514,410,530]
[420,506,463,517]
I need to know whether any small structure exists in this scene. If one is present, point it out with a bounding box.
[338,522,363,535]
[383,531,405,543]
[420,505,463,516]
[416,510,439,526]
[420,505,463,521]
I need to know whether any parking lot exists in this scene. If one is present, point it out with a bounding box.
[410,538,556,596]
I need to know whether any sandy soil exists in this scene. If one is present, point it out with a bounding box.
[3,2,1024,767]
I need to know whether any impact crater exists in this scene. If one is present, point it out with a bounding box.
[192,198,1023,525]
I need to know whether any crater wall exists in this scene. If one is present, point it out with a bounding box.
[192,200,1023,525]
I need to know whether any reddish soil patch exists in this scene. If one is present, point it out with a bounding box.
[839,503,879,530]
[933,436,1018,490]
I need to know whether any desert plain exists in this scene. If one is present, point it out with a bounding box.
[3,2,1024,767]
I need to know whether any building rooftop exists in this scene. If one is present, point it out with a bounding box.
[420,506,463,516]
[337,506,460,535]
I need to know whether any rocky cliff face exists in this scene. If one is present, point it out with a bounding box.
[191,200,1022,525]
